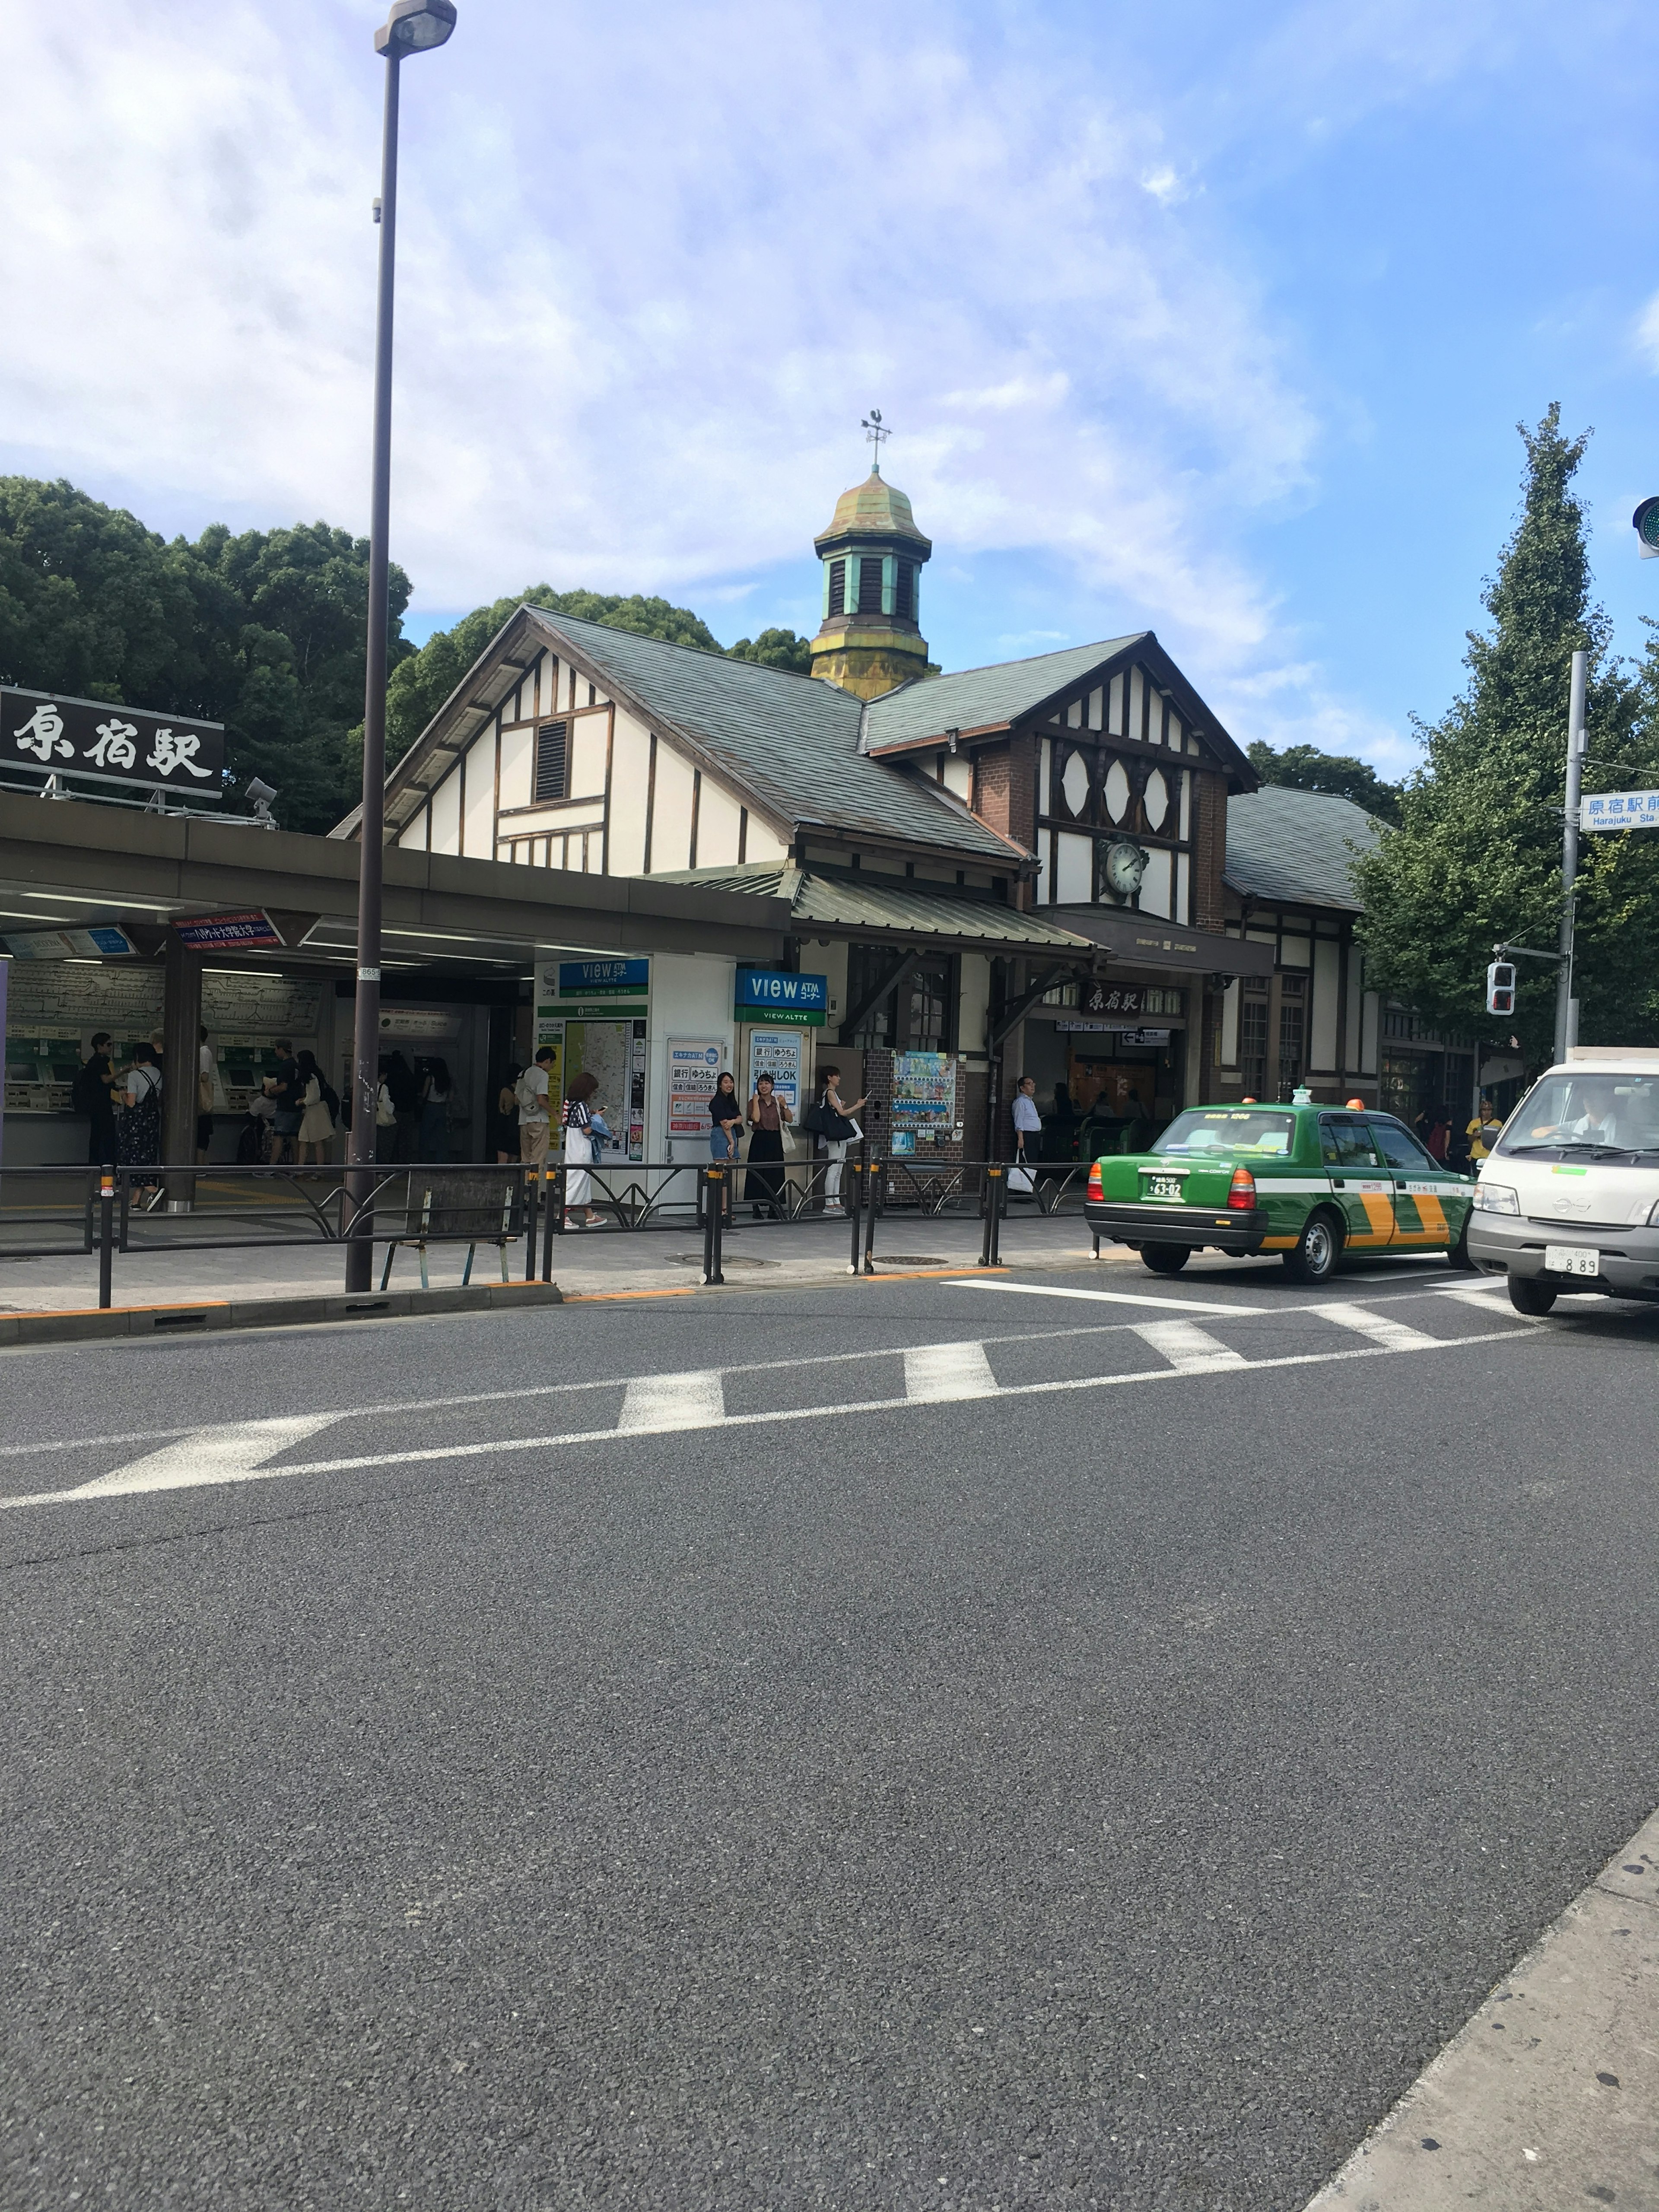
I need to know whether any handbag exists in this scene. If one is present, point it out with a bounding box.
[1008,1159,1036,1197]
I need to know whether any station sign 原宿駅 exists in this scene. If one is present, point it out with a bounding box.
[2,686,225,795]
[1582,790,1659,831]
[733,969,827,1027]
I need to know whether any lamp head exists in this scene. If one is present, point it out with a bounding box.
[375,0,457,55]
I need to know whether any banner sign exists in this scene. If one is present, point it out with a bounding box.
[734,969,827,1027]
[1,686,225,795]
[1,924,137,961]
[1582,789,1659,831]
[173,911,285,951]
[1079,982,1187,1020]
[667,1038,727,1138]
[537,956,650,1019]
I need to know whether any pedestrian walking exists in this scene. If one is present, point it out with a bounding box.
[1466,1096,1502,1163]
[745,1072,792,1219]
[295,1049,337,1168]
[119,1041,163,1192]
[814,1064,866,1214]
[516,1048,555,1172]
[491,1066,523,1163]
[197,1027,217,1165]
[1011,1074,1042,1196]
[76,1031,120,1165]
[563,1070,605,1227]
[269,1039,302,1166]
[418,1057,452,1161]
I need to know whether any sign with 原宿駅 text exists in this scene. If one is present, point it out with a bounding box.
[1,687,225,795]
[1582,790,1659,831]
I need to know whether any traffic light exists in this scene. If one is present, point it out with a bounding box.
[1486,961,1516,1016]
[1634,496,1659,559]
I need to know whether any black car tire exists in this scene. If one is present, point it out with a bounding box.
[1508,1275,1557,1316]
[1447,1211,1478,1271]
[1141,1243,1190,1275]
[1283,1208,1342,1285]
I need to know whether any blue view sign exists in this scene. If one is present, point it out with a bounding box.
[558,958,649,998]
[734,969,828,1028]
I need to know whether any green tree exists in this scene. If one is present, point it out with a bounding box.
[727,626,814,674]
[1246,739,1401,824]
[1353,405,1656,1060]
[383,588,727,766]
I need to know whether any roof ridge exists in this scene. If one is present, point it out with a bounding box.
[914,634,1146,685]
[527,607,833,688]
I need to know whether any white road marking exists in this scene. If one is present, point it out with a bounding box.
[0,1328,1532,1508]
[947,1279,1269,1317]
[1305,1803,1659,2208]
[1433,1283,1514,1309]
[904,1340,998,1401]
[1303,1300,1438,1351]
[1132,1320,1247,1373]
[617,1370,724,1432]
[1,1415,340,1509]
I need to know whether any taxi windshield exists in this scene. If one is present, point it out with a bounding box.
[1493,1073,1659,1160]
[1152,1109,1297,1157]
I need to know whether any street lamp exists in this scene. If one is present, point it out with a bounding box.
[346,0,457,1291]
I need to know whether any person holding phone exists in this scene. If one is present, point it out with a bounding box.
[817,1065,867,1214]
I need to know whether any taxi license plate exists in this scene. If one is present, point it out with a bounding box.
[1544,1244,1600,1278]
[1146,1174,1184,1201]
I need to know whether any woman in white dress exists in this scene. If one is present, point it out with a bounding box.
[562,1071,605,1228]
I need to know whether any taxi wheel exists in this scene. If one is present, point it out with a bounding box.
[1507,1275,1557,1316]
[1141,1243,1190,1275]
[1284,1208,1342,1284]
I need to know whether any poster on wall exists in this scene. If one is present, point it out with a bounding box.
[537,1018,646,1162]
[667,1039,727,1143]
[746,1029,803,1119]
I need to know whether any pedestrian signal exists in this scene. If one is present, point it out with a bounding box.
[1485,961,1516,1016]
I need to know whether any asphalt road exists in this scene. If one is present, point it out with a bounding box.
[3,1258,1657,2210]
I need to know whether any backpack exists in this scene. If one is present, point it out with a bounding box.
[515,1068,543,1113]
[318,1077,340,1125]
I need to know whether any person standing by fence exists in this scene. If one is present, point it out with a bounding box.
[563,1070,605,1228]
[745,1072,791,1220]
[814,1065,866,1215]
[119,1042,163,1191]
[77,1032,120,1166]
[295,1049,337,1169]
[517,1048,554,1173]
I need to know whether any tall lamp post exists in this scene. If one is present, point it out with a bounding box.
[346,0,457,1291]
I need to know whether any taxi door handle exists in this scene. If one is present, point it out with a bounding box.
[1395,1179,1407,1189]
[1331,1176,1346,1188]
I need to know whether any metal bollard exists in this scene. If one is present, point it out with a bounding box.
[541,1162,558,1281]
[524,1171,539,1282]
[848,1143,868,1272]
[704,1167,726,1285]
[979,1165,1005,1268]
[98,1165,115,1309]
[861,1153,879,1276]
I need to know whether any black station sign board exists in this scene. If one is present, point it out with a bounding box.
[1,686,226,796]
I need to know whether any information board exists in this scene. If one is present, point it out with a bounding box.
[667,1038,727,1141]
[746,1029,803,1118]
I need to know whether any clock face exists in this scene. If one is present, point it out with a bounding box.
[1103,838,1148,896]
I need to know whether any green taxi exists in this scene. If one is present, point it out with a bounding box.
[1083,1098,1476,1283]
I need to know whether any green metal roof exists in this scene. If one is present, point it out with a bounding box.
[1224,786,1382,912]
[524,610,1017,861]
[860,637,1146,752]
[645,862,1096,955]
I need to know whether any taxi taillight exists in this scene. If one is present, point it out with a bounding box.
[1087,1161,1103,1199]
[1227,1166,1256,1211]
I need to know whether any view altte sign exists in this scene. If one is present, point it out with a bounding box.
[1,686,226,794]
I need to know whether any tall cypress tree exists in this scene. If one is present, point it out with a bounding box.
[1354,405,1657,1060]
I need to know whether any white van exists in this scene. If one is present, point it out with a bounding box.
[1467,1047,1659,1315]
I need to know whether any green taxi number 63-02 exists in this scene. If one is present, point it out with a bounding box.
[1083,1103,1476,1284]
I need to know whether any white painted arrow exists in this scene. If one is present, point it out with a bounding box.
[0,1414,340,1511]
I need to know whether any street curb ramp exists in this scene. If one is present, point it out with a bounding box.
[0,1279,565,1348]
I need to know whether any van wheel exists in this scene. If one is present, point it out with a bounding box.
[1284,1210,1342,1285]
[1508,1275,1557,1316]
[1141,1244,1190,1275]
[1447,1211,1478,1271]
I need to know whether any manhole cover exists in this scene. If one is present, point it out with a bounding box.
[670,1254,779,1268]
[873,1255,953,1267]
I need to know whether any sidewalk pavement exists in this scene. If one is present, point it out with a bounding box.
[0,1205,1124,1317]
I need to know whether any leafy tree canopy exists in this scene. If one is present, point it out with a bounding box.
[727,626,814,674]
[1246,739,1401,824]
[1353,405,1659,1059]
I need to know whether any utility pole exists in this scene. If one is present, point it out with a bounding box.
[1552,648,1586,1068]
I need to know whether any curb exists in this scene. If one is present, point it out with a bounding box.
[0,1278,565,1348]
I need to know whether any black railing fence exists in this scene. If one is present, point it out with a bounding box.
[0,1145,1090,1307]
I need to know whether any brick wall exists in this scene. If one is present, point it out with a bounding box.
[969,737,1038,855]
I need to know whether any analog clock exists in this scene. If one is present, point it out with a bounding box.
[1100,837,1150,899]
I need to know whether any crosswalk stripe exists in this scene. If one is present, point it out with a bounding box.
[903,1341,998,1402]
[947,1279,1269,1316]
[1434,1283,1512,1309]
[1132,1319,1248,1372]
[1304,1300,1438,1350]
[617,1370,725,1432]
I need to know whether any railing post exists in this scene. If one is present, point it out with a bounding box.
[98,1165,115,1310]
[703,1167,725,1285]
[524,1169,539,1282]
[861,1151,878,1276]
[541,1163,557,1281]
[979,1163,1004,1268]
[849,1142,867,1273]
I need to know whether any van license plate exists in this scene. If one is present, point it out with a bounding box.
[1544,1244,1600,1277]
[1146,1175,1184,1201]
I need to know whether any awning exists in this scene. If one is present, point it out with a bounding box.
[1048,906,1277,978]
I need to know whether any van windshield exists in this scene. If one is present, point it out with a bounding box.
[1493,1073,1659,1161]
[1152,1109,1297,1157]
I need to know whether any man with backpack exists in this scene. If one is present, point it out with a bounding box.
[516,1047,556,1171]
[75,1032,120,1165]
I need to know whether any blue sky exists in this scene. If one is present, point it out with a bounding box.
[5,1,1659,774]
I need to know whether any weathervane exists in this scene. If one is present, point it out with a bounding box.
[861,407,890,472]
